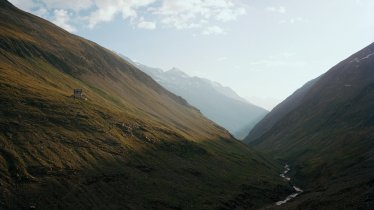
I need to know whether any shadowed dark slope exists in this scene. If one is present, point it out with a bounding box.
[0,1,292,209]
[246,42,374,209]
[244,77,319,144]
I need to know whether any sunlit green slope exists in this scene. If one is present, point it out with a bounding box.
[0,1,290,209]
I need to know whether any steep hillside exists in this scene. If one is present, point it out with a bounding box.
[126,60,268,139]
[0,1,291,209]
[246,42,374,209]
[244,77,319,143]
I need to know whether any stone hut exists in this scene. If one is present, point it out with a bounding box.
[74,89,82,99]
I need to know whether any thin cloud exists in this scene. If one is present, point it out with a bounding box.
[202,26,226,35]
[9,0,246,35]
[248,52,307,70]
[217,56,228,61]
[137,19,156,30]
[279,17,306,24]
[42,0,93,12]
[87,0,156,28]
[52,9,76,32]
[266,6,286,14]
[153,0,246,31]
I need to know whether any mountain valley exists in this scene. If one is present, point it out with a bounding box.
[0,1,291,209]
[245,42,374,209]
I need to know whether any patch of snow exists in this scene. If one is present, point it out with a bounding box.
[351,53,374,63]
[360,53,374,61]
[350,58,360,63]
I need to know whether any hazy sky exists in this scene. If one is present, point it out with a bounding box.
[10,0,374,110]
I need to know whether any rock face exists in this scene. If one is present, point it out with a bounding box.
[126,59,268,140]
[245,42,374,209]
[0,1,290,209]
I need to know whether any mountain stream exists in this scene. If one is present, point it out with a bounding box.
[275,164,303,206]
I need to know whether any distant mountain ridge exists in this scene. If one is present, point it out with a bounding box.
[121,56,268,139]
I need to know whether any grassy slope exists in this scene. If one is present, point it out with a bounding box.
[249,43,374,209]
[0,1,291,209]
